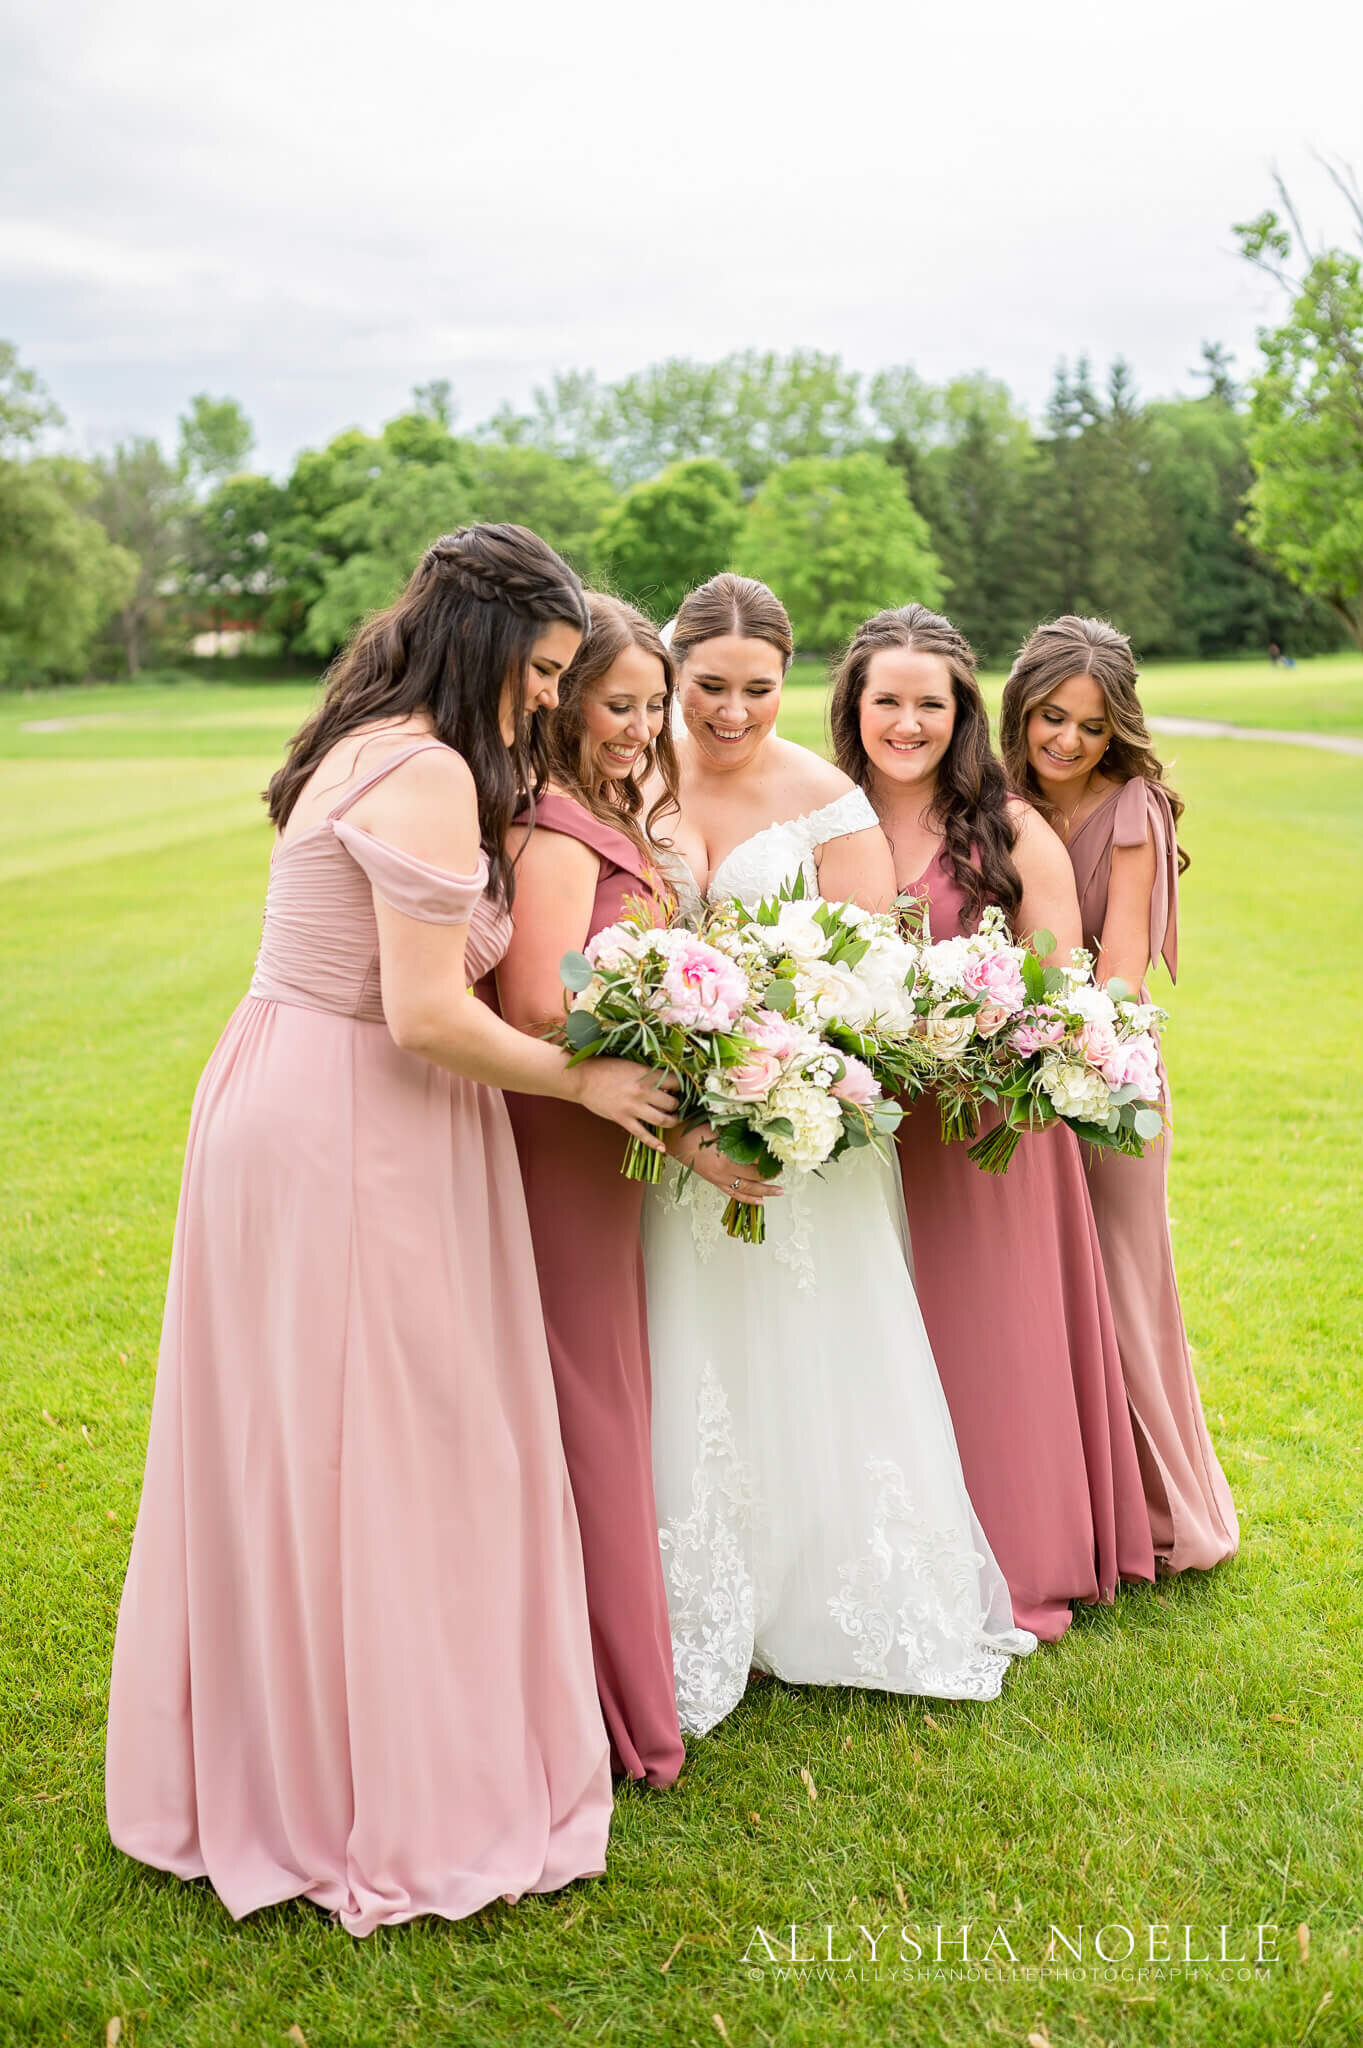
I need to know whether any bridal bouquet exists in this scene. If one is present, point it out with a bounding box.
[555,887,903,1244]
[851,901,1169,1174]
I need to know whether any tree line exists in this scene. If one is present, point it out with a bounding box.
[2,186,1360,685]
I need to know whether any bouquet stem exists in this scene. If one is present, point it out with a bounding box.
[622,1136,668,1184]
[722,1197,766,1245]
[966,1120,1023,1175]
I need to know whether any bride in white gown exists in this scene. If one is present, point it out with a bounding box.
[644,574,1035,1737]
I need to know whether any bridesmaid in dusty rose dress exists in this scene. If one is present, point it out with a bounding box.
[105,527,679,1933]
[496,594,685,1787]
[1001,615,1238,1572]
[831,603,1155,1640]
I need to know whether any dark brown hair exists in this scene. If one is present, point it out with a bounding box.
[831,603,1023,926]
[265,523,589,903]
[670,571,794,672]
[999,615,1189,873]
[545,592,680,858]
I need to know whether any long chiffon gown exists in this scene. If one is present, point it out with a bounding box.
[105,741,613,1935]
[1067,777,1239,1571]
[896,846,1155,1639]
[500,793,685,1788]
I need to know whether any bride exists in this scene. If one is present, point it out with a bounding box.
[643,573,1035,1736]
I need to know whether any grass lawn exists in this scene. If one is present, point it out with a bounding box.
[2,668,1361,2046]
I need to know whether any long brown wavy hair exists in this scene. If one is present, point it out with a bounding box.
[830,602,1022,926]
[545,592,680,859]
[670,571,794,672]
[265,523,590,904]
[999,615,1189,873]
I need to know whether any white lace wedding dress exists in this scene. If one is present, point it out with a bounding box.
[644,789,1036,1736]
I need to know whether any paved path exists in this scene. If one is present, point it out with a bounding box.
[1148,714,1363,758]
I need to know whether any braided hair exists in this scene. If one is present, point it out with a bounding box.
[266,524,590,903]
[830,603,1023,927]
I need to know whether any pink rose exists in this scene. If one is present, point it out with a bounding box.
[1115,1033,1161,1101]
[723,1048,784,1102]
[1009,1009,1065,1058]
[746,1008,802,1059]
[1077,1019,1121,1078]
[830,1053,880,1106]
[963,950,1026,1014]
[655,939,749,1031]
[975,1001,1011,1039]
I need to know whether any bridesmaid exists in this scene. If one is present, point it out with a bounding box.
[105,525,679,1933]
[496,593,686,1788]
[831,602,1155,1640]
[1000,615,1239,1572]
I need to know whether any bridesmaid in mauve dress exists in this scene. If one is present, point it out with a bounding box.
[496,595,685,1787]
[105,527,679,1933]
[831,603,1155,1640]
[1001,615,1238,1572]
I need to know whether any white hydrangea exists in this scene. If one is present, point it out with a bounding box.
[759,1076,845,1169]
[1040,1055,1113,1124]
[919,936,975,995]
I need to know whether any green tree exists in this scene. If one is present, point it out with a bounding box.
[463,444,617,574]
[1235,169,1363,647]
[178,394,255,494]
[89,437,187,674]
[593,459,743,617]
[736,453,944,652]
[181,472,286,637]
[0,454,138,684]
[877,374,1037,662]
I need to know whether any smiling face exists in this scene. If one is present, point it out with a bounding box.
[579,642,668,784]
[498,620,583,746]
[1025,673,1112,795]
[857,646,957,797]
[677,633,785,771]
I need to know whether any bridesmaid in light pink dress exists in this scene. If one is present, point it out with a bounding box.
[832,603,1155,1640]
[496,596,685,1788]
[1001,616,1238,1573]
[105,527,679,1934]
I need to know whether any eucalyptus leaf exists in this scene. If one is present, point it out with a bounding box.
[563,1009,604,1048]
[1133,1107,1165,1141]
[1031,928,1057,959]
[764,978,797,1014]
[560,949,595,992]
[1106,976,1132,1002]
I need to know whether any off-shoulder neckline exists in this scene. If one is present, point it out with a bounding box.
[272,815,487,889]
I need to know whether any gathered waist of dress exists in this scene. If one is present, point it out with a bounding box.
[246,964,388,1024]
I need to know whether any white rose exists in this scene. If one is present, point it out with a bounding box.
[794,961,876,1032]
[1040,1055,1113,1123]
[760,1076,845,1170]
[922,1002,976,1061]
[857,936,920,1029]
[771,905,832,966]
[1067,983,1118,1027]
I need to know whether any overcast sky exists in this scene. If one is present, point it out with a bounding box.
[3,0,1360,476]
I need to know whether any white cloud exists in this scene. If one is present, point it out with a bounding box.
[4,0,1360,472]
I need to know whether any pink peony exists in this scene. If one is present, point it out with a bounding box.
[975,1001,1011,1038]
[746,1007,802,1059]
[830,1053,880,1106]
[963,950,1026,1014]
[655,939,749,1031]
[723,1048,785,1101]
[585,924,634,971]
[1009,1009,1065,1058]
[1115,1033,1161,1101]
